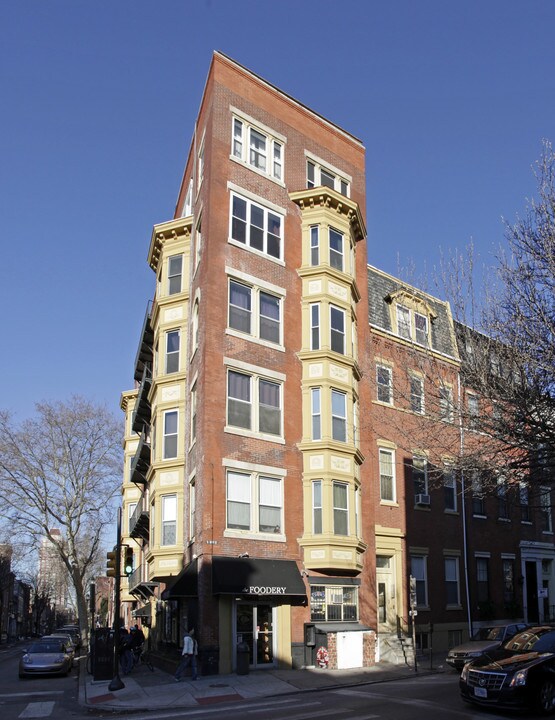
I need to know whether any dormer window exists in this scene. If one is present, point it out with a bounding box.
[394,302,430,346]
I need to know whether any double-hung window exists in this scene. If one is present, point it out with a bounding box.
[520,482,530,522]
[228,279,281,345]
[414,312,428,345]
[333,481,349,535]
[497,476,509,519]
[410,375,424,414]
[232,115,284,181]
[165,330,180,374]
[471,472,485,515]
[410,556,428,606]
[439,385,454,423]
[311,388,321,440]
[161,494,177,546]
[444,467,456,511]
[331,389,347,442]
[163,411,178,459]
[379,448,395,502]
[396,305,411,340]
[230,192,282,260]
[306,159,350,197]
[329,228,344,271]
[226,469,283,534]
[310,303,320,350]
[190,383,197,444]
[396,304,429,346]
[377,365,393,404]
[330,305,346,354]
[541,486,553,532]
[413,456,428,498]
[182,179,193,217]
[227,369,282,437]
[312,480,322,534]
[467,394,479,429]
[168,254,183,295]
[310,226,319,266]
[476,557,489,603]
[445,557,460,606]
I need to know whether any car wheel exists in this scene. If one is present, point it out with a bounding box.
[536,679,555,714]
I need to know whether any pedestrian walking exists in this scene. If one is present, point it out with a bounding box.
[174,629,198,681]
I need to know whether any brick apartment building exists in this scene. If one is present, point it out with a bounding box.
[118,52,555,673]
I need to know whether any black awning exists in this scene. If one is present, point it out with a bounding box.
[212,557,306,602]
[313,622,373,633]
[161,559,198,600]
[132,604,152,618]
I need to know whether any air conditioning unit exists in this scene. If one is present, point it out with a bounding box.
[415,494,430,506]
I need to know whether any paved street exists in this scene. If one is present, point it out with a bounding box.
[0,643,543,720]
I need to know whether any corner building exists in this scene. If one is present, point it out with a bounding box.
[120,52,375,673]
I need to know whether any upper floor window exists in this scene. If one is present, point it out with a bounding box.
[497,476,509,520]
[226,469,283,534]
[232,115,284,181]
[311,388,321,441]
[163,410,178,459]
[413,456,428,498]
[411,556,428,606]
[396,304,429,346]
[444,466,457,512]
[191,300,199,355]
[165,330,180,374]
[445,557,460,606]
[312,480,322,534]
[182,179,193,217]
[439,385,454,423]
[471,471,485,516]
[333,481,349,535]
[379,448,395,502]
[190,382,197,444]
[168,254,183,295]
[467,394,479,429]
[520,481,530,522]
[329,228,344,271]
[307,159,350,197]
[330,305,346,354]
[331,389,347,442]
[310,226,319,266]
[197,138,205,191]
[476,557,489,603]
[161,494,177,546]
[227,369,282,438]
[410,375,424,414]
[541,486,553,533]
[376,365,393,404]
[230,192,282,260]
[310,303,320,350]
[228,278,282,345]
[310,584,358,621]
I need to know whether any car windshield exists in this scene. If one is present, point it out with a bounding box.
[28,642,64,653]
[485,627,504,641]
[472,627,495,640]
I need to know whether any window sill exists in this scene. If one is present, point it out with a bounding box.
[226,328,285,352]
[224,426,285,445]
[224,529,285,542]
[380,500,399,507]
[444,509,459,515]
[473,514,487,519]
[229,155,286,188]
[228,237,285,267]
[446,604,463,611]
[497,517,511,523]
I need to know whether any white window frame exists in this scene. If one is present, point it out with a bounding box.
[379,448,396,502]
[228,277,282,347]
[230,191,283,261]
[165,330,180,374]
[411,555,428,607]
[467,394,479,429]
[225,468,284,536]
[329,227,344,271]
[333,481,349,536]
[311,387,321,441]
[376,364,393,405]
[439,384,454,423]
[312,479,322,534]
[310,303,320,350]
[226,366,284,440]
[310,225,319,266]
[331,389,347,442]
[396,304,429,346]
[306,156,350,197]
[162,410,178,460]
[197,137,204,191]
[190,382,197,445]
[168,254,183,296]
[330,305,346,354]
[444,557,460,606]
[182,178,193,217]
[410,374,425,414]
[161,494,177,546]
[231,112,285,182]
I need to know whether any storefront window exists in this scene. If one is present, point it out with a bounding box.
[310,584,359,621]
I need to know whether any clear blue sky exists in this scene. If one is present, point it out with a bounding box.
[2,0,554,421]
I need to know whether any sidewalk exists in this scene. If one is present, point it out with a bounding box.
[81,656,446,712]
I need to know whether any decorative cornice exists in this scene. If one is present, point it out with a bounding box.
[147,217,193,273]
[289,187,366,242]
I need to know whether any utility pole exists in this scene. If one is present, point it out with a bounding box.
[108,507,124,691]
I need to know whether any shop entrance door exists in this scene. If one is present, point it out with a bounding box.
[236,602,275,668]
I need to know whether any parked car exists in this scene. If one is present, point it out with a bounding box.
[446,623,528,671]
[58,625,81,649]
[460,626,555,713]
[19,640,73,678]
[41,634,76,663]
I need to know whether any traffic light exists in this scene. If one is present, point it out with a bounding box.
[123,546,134,577]
[106,548,118,578]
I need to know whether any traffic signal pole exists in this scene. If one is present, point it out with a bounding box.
[108,507,124,691]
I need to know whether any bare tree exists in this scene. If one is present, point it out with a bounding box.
[0,396,122,643]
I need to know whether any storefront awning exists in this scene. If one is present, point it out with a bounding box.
[313,622,373,633]
[161,558,198,600]
[212,556,307,603]
[132,604,152,618]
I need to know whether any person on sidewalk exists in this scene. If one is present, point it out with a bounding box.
[174,629,198,681]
